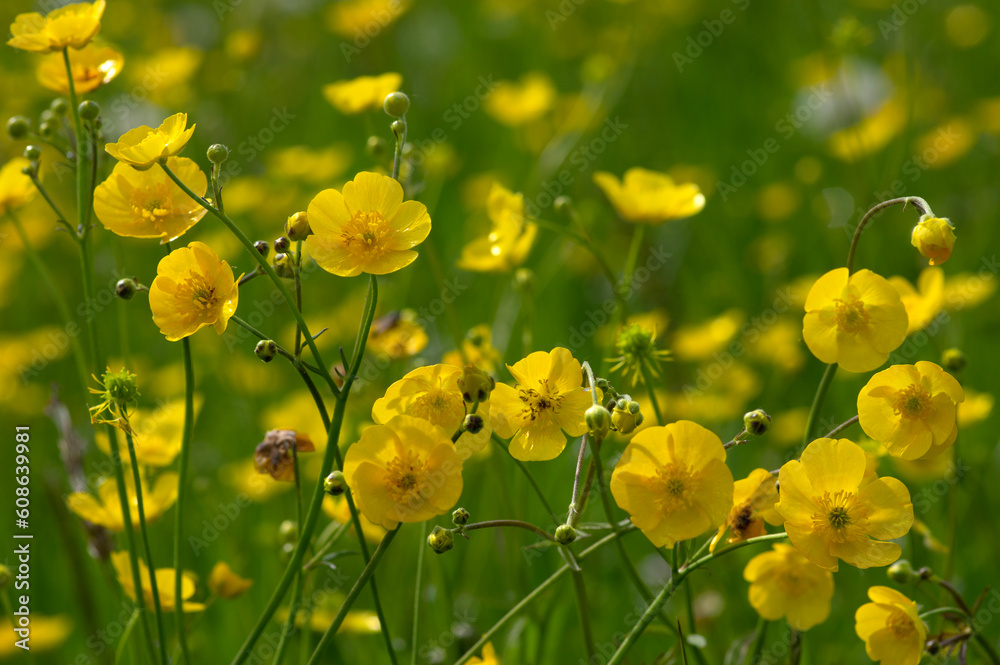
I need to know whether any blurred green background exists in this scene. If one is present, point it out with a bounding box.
[2,0,999,662]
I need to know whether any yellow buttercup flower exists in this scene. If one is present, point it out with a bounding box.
[67,472,178,532]
[323,494,387,544]
[367,310,429,359]
[491,347,591,461]
[858,362,963,460]
[36,42,122,94]
[208,561,253,599]
[775,438,913,571]
[457,183,538,273]
[710,468,782,551]
[889,268,944,335]
[96,395,204,467]
[373,364,493,458]
[443,324,501,374]
[743,543,834,631]
[468,642,501,665]
[94,156,207,242]
[855,586,927,665]
[111,551,206,612]
[610,421,734,548]
[910,215,956,266]
[7,0,106,53]
[325,0,410,38]
[803,268,908,373]
[0,158,36,216]
[343,415,463,530]
[593,167,706,224]
[149,241,241,341]
[484,72,556,126]
[305,171,431,277]
[322,72,403,114]
[0,615,71,657]
[105,113,196,171]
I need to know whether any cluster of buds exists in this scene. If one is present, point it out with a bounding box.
[611,395,643,434]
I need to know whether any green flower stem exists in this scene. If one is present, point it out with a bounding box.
[822,414,859,439]
[746,617,769,665]
[293,240,304,358]
[306,527,400,665]
[391,118,407,182]
[114,608,141,664]
[173,338,196,665]
[619,224,647,314]
[62,48,87,238]
[24,172,74,234]
[533,218,620,297]
[6,211,90,399]
[918,606,967,620]
[160,163,339,397]
[605,533,789,665]
[452,527,634,665]
[638,357,664,426]
[124,429,169,665]
[491,433,560,524]
[569,565,596,663]
[410,522,427,665]
[271,445,306,665]
[801,363,837,451]
[228,316,326,376]
[846,196,932,274]
[302,522,351,572]
[974,634,1000,665]
[462,520,557,542]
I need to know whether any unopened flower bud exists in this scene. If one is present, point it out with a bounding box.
[391,119,405,136]
[611,396,643,434]
[207,143,229,164]
[39,120,56,137]
[941,348,966,374]
[554,196,573,215]
[463,413,484,435]
[452,507,470,526]
[887,559,916,585]
[50,98,69,116]
[254,240,269,258]
[284,211,312,242]
[116,278,138,300]
[273,236,291,253]
[513,268,534,291]
[23,145,42,161]
[383,91,410,118]
[273,253,295,279]
[279,520,298,544]
[458,365,494,403]
[911,214,956,266]
[555,524,577,545]
[324,470,346,496]
[255,340,277,363]
[585,404,611,439]
[428,526,454,554]
[367,135,386,158]
[78,100,100,121]
[280,542,295,562]
[743,409,771,436]
[7,116,30,139]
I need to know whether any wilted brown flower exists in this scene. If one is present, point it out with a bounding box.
[254,429,315,482]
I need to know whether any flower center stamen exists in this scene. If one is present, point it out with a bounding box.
[811,489,868,543]
[891,384,932,420]
[385,450,427,504]
[833,296,870,334]
[342,211,391,258]
[654,463,694,513]
[518,379,562,422]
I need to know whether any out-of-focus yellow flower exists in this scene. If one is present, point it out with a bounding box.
[343,415,463,530]
[491,347,591,461]
[443,325,501,374]
[803,268,908,373]
[105,113,196,171]
[94,156,207,243]
[0,158,36,216]
[254,429,316,482]
[367,310,428,359]
[711,468,781,551]
[111,551,205,612]
[322,72,402,114]
[149,241,240,341]
[945,5,992,48]
[665,362,761,424]
[593,167,706,224]
[96,395,203,467]
[484,73,555,126]
[828,100,905,163]
[0,615,72,657]
[373,364,493,457]
[890,445,955,484]
[323,494,387,544]
[746,318,806,373]
[756,181,802,222]
[672,309,744,361]
[269,145,351,184]
[7,0,106,53]
[36,42,122,94]
[305,171,431,277]
[223,459,289,502]
[325,0,410,37]
[914,118,976,169]
[910,215,956,266]
[278,599,382,634]
[959,388,993,427]
[775,438,913,571]
[208,561,252,599]
[858,362,963,460]
[610,421,734,548]
[457,183,537,273]
[468,643,501,665]
[67,472,178,532]
[889,268,944,334]
[855,586,927,665]
[743,543,834,631]
[127,47,202,106]
[943,271,997,311]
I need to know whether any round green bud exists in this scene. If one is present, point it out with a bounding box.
[280,541,295,562]
[78,100,100,121]
[887,559,916,585]
[383,91,410,118]
[23,145,42,161]
[40,109,55,123]
[0,564,12,589]
[553,196,573,215]
[743,409,771,436]
[555,524,577,545]
[115,278,138,300]
[941,348,966,374]
[284,211,312,242]
[366,135,386,158]
[6,116,30,139]
[324,470,347,496]
[611,396,643,434]
[273,236,290,253]
[427,526,454,554]
[513,267,534,291]
[585,404,611,439]
[462,413,484,435]
[273,253,295,279]
[50,98,69,116]
[254,240,269,258]
[458,365,495,403]
[255,339,277,363]
[452,507,470,526]
[390,119,405,136]
[279,520,298,544]
[207,143,229,164]
[39,120,56,137]
[20,166,32,176]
